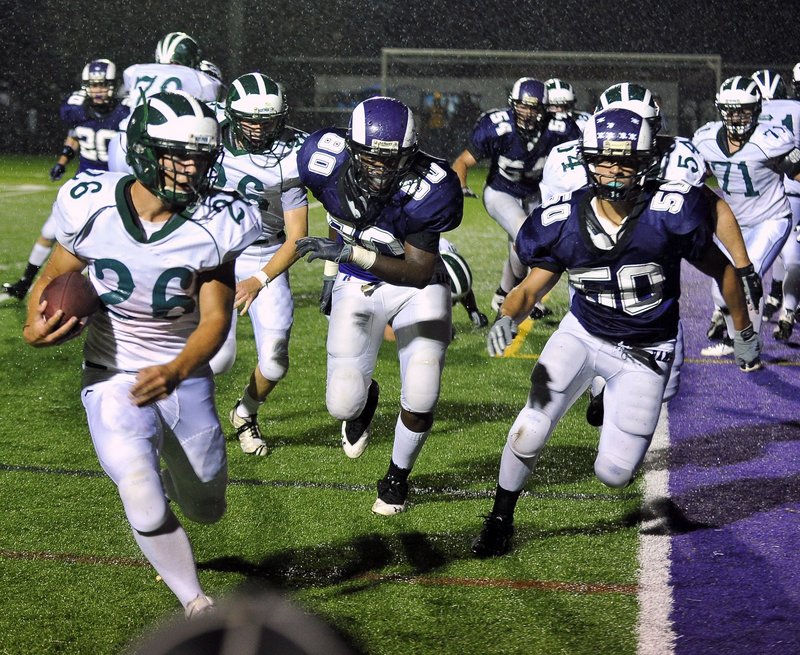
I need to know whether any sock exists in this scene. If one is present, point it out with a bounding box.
[387,459,411,482]
[236,386,262,418]
[28,243,52,269]
[491,484,522,519]
[770,278,783,299]
[132,510,204,607]
[390,413,430,470]
[21,263,41,283]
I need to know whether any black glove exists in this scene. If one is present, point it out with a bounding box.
[733,323,762,372]
[319,277,334,316]
[296,237,351,263]
[468,309,488,328]
[486,315,517,357]
[49,163,66,181]
[735,264,763,312]
[461,186,478,198]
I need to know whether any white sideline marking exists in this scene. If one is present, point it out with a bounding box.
[0,183,52,200]
[636,408,676,655]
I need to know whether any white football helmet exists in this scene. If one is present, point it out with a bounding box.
[751,69,787,101]
[545,78,576,117]
[596,83,662,134]
[441,251,473,304]
[715,76,762,141]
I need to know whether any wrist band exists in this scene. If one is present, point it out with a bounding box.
[60,145,76,161]
[349,245,377,270]
[252,270,270,288]
[323,259,339,278]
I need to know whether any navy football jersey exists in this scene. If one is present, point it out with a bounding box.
[468,108,581,199]
[516,182,713,344]
[60,90,130,173]
[298,128,463,284]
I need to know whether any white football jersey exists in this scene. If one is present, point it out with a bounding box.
[693,121,794,226]
[53,171,262,371]
[215,123,308,243]
[758,98,800,195]
[120,63,222,129]
[539,136,705,202]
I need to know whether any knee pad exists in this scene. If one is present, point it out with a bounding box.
[401,346,442,414]
[594,452,635,488]
[257,334,289,382]
[209,327,237,375]
[118,465,170,533]
[507,407,552,459]
[326,367,368,420]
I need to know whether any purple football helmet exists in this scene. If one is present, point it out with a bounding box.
[81,59,118,110]
[580,108,656,202]
[508,78,547,140]
[347,96,418,199]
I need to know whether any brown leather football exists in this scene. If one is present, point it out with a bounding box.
[40,272,101,323]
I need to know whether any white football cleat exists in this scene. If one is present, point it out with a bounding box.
[700,339,734,357]
[184,594,215,620]
[229,404,268,456]
[340,380,379,459]
[341,422,371,459]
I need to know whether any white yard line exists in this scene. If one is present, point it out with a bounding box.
[636,408,676,655]
[0,183,52,200]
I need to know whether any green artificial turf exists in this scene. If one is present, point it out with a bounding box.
[0,155,641,655]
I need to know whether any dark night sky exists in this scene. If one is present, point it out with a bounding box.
[1,0,796,150]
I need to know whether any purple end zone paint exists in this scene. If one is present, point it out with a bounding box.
[667,264,800,654]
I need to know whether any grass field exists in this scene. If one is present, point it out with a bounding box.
[0,156,643,655]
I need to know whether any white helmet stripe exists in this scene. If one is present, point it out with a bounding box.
[148,91,206,121]
[351,102,366,143]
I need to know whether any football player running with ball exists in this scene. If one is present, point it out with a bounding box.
[472,108,758,557]
[296,97,462,515]
[206,73,309,458]
[22,91,262,616]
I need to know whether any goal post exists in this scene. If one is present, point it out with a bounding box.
[380,48,723,151]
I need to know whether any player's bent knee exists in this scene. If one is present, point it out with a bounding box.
[257,336,289,381]
[508,408,551,459]
[402,347,443,413]
[594,453,635,488]
[326,367,368,420]
[118,468,170,533]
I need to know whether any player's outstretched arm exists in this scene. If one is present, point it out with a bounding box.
[234,205,309,315]
[501,267,561,324]
[451,149,478,194]
[296,235,438,289]
[22,244,86,347]
[692,244,761,371]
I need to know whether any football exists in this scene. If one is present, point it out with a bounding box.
[40,272,101,325]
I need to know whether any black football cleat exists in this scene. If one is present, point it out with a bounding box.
[471,513,514,558]
[2,279,30,300]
